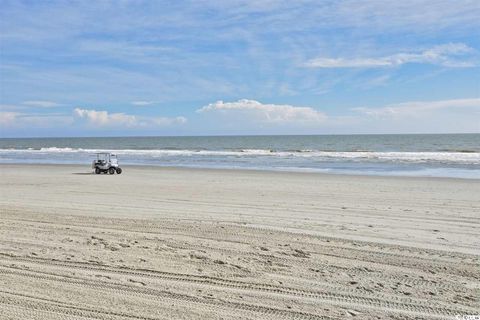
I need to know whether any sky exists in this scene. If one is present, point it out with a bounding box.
[0,0,479,137]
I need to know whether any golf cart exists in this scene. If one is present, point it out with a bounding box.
[92,153,122,174]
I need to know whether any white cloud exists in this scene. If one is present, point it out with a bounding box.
[197,99,327,124]
[153,116,187,125]
[74,108,137,127]
[0,112,18,126]
[23,100,63,108]
[0,111,74,127]
[305,43,477,68]
[131,101,155,106]
[74,108,186,127]
[353,98,480,117]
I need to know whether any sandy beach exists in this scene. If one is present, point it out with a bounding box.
[0,164,478,319]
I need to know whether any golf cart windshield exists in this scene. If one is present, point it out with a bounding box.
[96,153,111,161]
[96,153,118,162]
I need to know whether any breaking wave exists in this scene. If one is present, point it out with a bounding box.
[1,147,479,164]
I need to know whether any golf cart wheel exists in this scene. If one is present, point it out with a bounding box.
[109,168,115,174]
[95,168,100,174]
[116,168,122,174]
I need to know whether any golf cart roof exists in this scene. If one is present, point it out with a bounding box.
[96,152,117,156]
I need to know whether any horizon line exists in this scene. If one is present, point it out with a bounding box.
[1,132,479,139]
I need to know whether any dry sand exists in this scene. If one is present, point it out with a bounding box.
[0,164,479,319]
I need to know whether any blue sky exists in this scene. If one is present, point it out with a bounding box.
[0,0,479,137]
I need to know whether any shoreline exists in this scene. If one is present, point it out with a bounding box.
[2,162,479,181]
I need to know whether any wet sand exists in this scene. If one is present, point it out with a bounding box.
[0,164,479,319]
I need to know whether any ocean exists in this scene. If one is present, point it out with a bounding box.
[0,134,479,179]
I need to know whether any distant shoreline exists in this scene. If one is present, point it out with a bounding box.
[2,163,478,181]
[1,134,478,179]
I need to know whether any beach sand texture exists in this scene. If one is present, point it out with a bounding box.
[0,164,479,319]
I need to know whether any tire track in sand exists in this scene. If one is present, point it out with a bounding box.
[0,255,476,318]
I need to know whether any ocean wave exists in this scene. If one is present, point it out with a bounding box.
[0,147,479,164]
[440,149,479,153]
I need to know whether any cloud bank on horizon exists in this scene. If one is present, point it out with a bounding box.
[0,0,479,137]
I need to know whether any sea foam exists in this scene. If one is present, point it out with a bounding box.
[0,147,479,164]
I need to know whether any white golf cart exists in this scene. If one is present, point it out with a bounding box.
[92,153,122,174]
